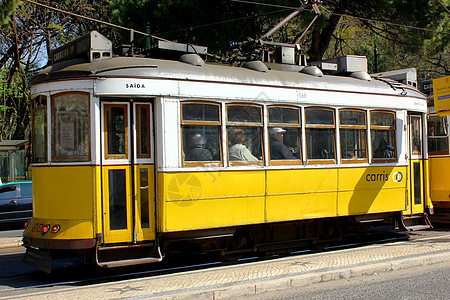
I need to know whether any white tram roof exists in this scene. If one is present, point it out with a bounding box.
[33,56,425,100]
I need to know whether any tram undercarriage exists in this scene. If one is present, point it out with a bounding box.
[23,211,431,273]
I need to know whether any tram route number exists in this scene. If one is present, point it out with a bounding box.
[297,92,307,100]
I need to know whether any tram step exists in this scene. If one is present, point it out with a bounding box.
[96,246,162,268]
[404,224,432,231]
[97,256,162,268]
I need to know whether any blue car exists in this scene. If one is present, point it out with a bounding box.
[0,181,32,224]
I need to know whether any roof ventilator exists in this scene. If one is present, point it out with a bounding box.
[243,61,269,72]
[179,53,205,67]
[300,66,323,77]
[350,71,372,81]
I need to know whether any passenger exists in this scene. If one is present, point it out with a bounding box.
[229,128,258,161]
[186,133,213,161]
[269,127,295,159]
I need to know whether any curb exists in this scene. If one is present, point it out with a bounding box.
[148,252,450,299]
[0,240,22,249]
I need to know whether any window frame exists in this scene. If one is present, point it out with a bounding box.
[370,110,397,163]
[32,95,48,163]
[339,109,368,164]
[181,101,223,167]
[305,107,336,165]
[267,105,302,166]
[411,115,422,156]
[136,104,152,159]
[51,91,91,162]
[427,114,449,156]
[226,103,264,166]
[104,103,129,160]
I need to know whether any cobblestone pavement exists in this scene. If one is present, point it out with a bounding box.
[1,230,449,299]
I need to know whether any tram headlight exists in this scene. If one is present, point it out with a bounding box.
[42,224,50,234]
[51,224,60,233]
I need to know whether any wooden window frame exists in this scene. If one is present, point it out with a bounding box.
[104,103,129,160]
[226,103,264,167]
[52,91,91,162]
[32,95,48,163]
[370,110,397,163]
[339,109,368,164]
[136,104,151,159]
[305,107,336,165]
[181,101,222,167]
[268,105,302,166]
[411,115,422,156]
[427,114,449,156]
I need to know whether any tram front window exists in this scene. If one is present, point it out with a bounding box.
[52,92,90,161]
[428,115,449,154]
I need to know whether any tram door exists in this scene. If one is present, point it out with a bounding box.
[101,101,155,244]
[407,114,425,215]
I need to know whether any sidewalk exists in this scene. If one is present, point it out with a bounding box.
[0,236,22,249]
[1,231,450,299]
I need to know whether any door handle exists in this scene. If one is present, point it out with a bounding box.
[10,200,17,205]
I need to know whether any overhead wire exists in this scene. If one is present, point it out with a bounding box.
[231,0,450,35]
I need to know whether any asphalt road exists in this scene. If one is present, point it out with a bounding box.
[246,260,450,300]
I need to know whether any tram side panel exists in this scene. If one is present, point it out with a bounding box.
[26,165,98,244]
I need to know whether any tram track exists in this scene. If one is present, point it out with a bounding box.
[0,231,415,295]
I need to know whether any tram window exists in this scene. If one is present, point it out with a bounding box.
[428,115,449,154]
[226,104,263,166]
[305,108,336,164]
[181,102,221,166]
[411,116,421,155]
[52,93,90,161]
[339,109,367,163]
[32,95,47,163]
[105,104,128,159]
[370,111,396,161]
[136,105,150,159]
[268,106,301,164]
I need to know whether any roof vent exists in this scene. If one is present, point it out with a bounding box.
[243,61,268,72]
[300,66,323,77]
[179,54,205,67]
[350,71,372,81]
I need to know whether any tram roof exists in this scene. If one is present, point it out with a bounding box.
[33,56,425,99]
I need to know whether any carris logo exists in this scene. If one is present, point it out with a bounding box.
[392,172,403,182]
[126,83,146,88]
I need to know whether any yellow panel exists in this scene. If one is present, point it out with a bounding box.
[24,218,94,240]
[266,169,338,221]
[267,169,338,194]
[158,171,265,232]
[338,166,407,215]
[33,166,96,220]
[338,189,405,215]
[164,197,265,231]
[429,156,450,203]
[266,193,336,221]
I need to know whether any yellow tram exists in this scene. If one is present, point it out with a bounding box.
[23,31,433,272]
[427,75,450,223]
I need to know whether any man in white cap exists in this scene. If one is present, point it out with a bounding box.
[269,127,295,159]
